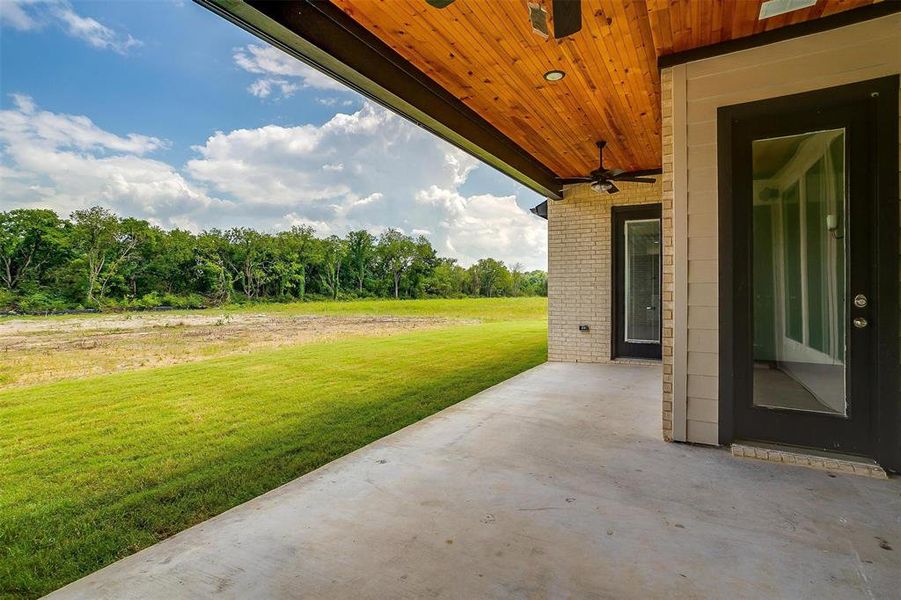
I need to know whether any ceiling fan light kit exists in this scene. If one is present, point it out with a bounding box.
[567,140,656,196]
[590,180,618,194]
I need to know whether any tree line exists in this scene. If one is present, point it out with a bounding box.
[0,207,547,312]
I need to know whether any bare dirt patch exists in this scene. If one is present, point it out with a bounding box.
[0,312,467,387]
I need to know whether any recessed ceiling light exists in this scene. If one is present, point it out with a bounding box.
[544,70,565,82]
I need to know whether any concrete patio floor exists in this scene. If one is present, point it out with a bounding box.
[49,362,900,599]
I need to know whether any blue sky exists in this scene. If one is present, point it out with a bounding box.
[0,0,546,269]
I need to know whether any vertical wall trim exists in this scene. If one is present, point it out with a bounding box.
[672,64,689,442]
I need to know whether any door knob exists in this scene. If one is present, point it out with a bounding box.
[853,317,868,329]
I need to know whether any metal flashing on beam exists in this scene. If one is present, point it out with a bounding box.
[194,0,563,199]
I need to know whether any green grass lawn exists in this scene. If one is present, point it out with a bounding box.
[7,296,547,323]
[0,299,547,598]
[224,296,548,321]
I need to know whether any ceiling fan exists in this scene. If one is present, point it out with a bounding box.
[425,0,582,39]
[569,141,656,194]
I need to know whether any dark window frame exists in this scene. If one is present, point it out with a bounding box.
[612,204,663,361]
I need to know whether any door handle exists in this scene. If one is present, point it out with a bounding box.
[853,317,868,329]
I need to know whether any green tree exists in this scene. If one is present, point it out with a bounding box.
[70,207,147,305]
[318,235,347,300]
[377,229,417,299]
[0,206,547,310]
[522,270,548,296]
[150,229,200,295]
[469,258,512,298]
[406,235,438,298]
[423,257,466,297]
[0,208,66,291]
[510,262,525,297]
[224,228,270,299]
[345,229,374,293]
[271,226,315,299]
[196,230,234,303]
[117,221,162,299]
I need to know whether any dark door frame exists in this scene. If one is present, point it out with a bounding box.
[717,75,899,471]
[612,204,663,360]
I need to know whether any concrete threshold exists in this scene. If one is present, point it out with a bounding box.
[732,441,888,479]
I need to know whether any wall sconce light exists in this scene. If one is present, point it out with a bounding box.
[826,214,843,240]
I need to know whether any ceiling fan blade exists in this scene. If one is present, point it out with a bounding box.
[605,182,620,194]
[611,176,656,183]
[552,0,581,38]
[591,169,621,179]
[566,176,594,181]
[425,0,456,8]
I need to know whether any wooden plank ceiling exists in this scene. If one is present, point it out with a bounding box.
[331,0,877,179]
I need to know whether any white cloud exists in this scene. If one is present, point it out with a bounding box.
[53,3,141,53]
[352,192,383,207]
[416,187,546,269]
[4,94,165,154]
[0,98,547,269]
[315,97,355,108]
[0,0,37,30]
[248,78,299,99]
[185,101,476,214]
[283,212,333,235]
[0,96,221,228]
[10,94,35,114]
[0,1,141,54]
[186,102,546,269]
[234,44,350,99]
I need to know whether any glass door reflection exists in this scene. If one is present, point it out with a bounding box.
[751,129,846,416]
[624,218,661,344]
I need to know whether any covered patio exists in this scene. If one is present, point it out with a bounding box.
[187,0,901,469]
[49,362,900,599]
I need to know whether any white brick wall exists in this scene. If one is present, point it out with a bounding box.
[661,67,675,441]
[547,179,663,364]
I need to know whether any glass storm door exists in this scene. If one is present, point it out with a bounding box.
[729,95,878,456]
[751,130,849,417]
[614,205,661,360]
